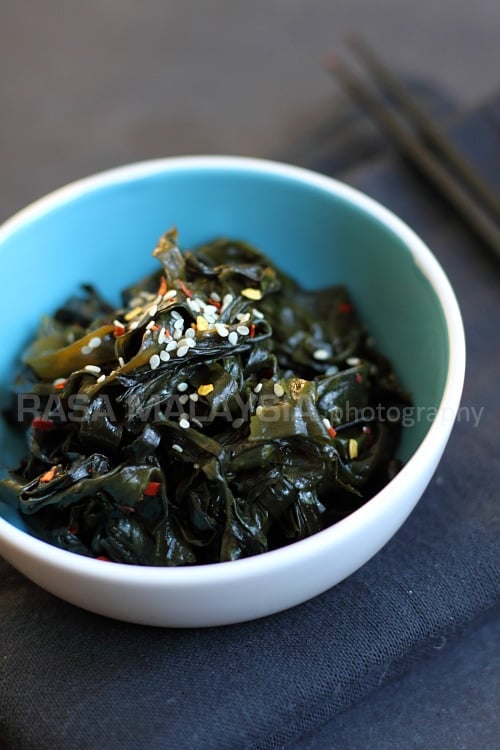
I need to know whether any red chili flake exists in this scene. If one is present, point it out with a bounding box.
[96,555,111,562]
[158,276,168,296]
[249,323,256,339]
[151,325,160,331]
[68,525,79,535]
[117,504,136,513]
[40,466,58,483]
[338,302,353,314]
[54,381,67,391]
[209,298,222,309]
[177,280,193,298]
[144,481,161,497]
[113,325,126,337]
[31,417,55,431]
[355,373,363,384]
[327,426,337,439]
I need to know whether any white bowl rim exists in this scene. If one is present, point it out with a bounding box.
[0,155,466,585]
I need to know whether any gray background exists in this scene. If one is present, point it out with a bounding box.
[1,2,499,748]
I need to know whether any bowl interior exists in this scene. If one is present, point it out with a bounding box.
[0,159,449,535]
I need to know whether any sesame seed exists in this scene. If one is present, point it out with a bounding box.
[241,288,262,301]
[313,348,329,361]
[222,293,233,310]
[84,365,102,374]
[177,382,189,392]
[129,321,139,330]
[322,417,332,430]
[146,320,155,331]
[176,345,189,357]
[191,418,204,429]
[193,463,200,470]
[179,394,189,405]
[53,378,66,387]
[210,291,221,302]
[253,383,263,394]
[187,298,201,313]
[252,308,264,319]
[81,345,92,355]
[97,374,106,383]
[148,304,158,318]
[236,313,251,323]
[160,350,170,362]
[347,357,361,366]
[149,354,160,370]
[273,383,285,397]
[165,340,178,352]
[189,393,199,402]
[196,315,209,331]
[173,317,184,329]
[186,338,196,349]
[185,328,195,339]
[164,290,177,300]
[172,443,183,453]
[236,325,250,336]
[158,327,168,344]
[215,323,229,338]
[198,384,214,396]
[204,304,218,317]
[326,365,339,375]
[118,356,125,367]
[256,405,264,417]
[113,319,123,328]
[232,417,244,429]
[173,329,183,340]
[179,418,190,429]
[228,331,238,346]
[349,439,359,459]
[89,336,102,349]
[171,309,182,320]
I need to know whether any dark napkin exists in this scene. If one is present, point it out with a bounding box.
[0,96,499,750]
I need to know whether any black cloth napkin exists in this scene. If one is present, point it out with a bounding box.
[0,95,499,750]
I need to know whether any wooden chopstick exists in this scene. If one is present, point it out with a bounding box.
[347,35,500,223]
[324,50,500,262]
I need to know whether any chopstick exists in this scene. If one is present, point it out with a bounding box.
[324,40,500,262]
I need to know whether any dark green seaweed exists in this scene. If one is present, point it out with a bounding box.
[0,230,409,565]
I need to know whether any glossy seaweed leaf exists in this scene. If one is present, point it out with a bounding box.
[0,231,409,565]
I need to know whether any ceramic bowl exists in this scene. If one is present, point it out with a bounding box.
[0,157,465,626]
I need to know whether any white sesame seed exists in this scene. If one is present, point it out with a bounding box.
[176,345,189,357]
[256,405,264,417]
[273,383,285,398]
[171,309,182,320]
[113,319,123,328]
[129,321,139,330]
[185,328,195,339]
[347,357,361,366]
[179,394,189,405]
[236,325,250,336]
[84,365,102,374]
[313,348,329,361]
[210,291,221,302]
[252,308,264,319]
[204,304,218,317]
[236,312,251,323]
[89,336,102,349]
[146,320,155,331]
[173,329,183,340]
[165,340,178,352]
[191,418,204,429]
[193,462,200,469]
[222,293,233,310]
[158,327,167,344]
[53,378,66,387]
[177,382,189,392]
[97,374,106,383]
[228,331,238,346]
[149,354,160,370]
[187,298,201,313]
[148,304,158,317]
[253,383,263,394]
[186,338,196,348]
[189,393,199,402]
[118,356,125,367]
[179,418,190,429]
[164,290,177,300]
[232,417,244,429]
[322,417,332,430]
[172,443,183,453]
[215,323,229,338]
[160,350,170,362]
[173,317,184,329]
[81,345,92,355]
[326,365,339,375]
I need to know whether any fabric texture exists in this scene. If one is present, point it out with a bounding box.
[0,95,499,750]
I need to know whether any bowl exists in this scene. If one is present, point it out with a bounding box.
[0,156,465,627]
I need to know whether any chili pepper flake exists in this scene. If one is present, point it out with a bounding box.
[338,302,353,313]
[355,373,363,384]
[96,555,111,562]
[177,280,193,298]
[158,276,168,296]
[40,466,58,483]
[249,323,256,338]
[144,481,161,497]
[31,417,55,431]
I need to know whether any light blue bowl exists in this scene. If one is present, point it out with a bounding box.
[0,157,465,626]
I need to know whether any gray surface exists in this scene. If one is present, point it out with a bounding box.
[1,3,499,749]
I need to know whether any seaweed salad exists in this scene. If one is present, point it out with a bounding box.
[0,230,408,565]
